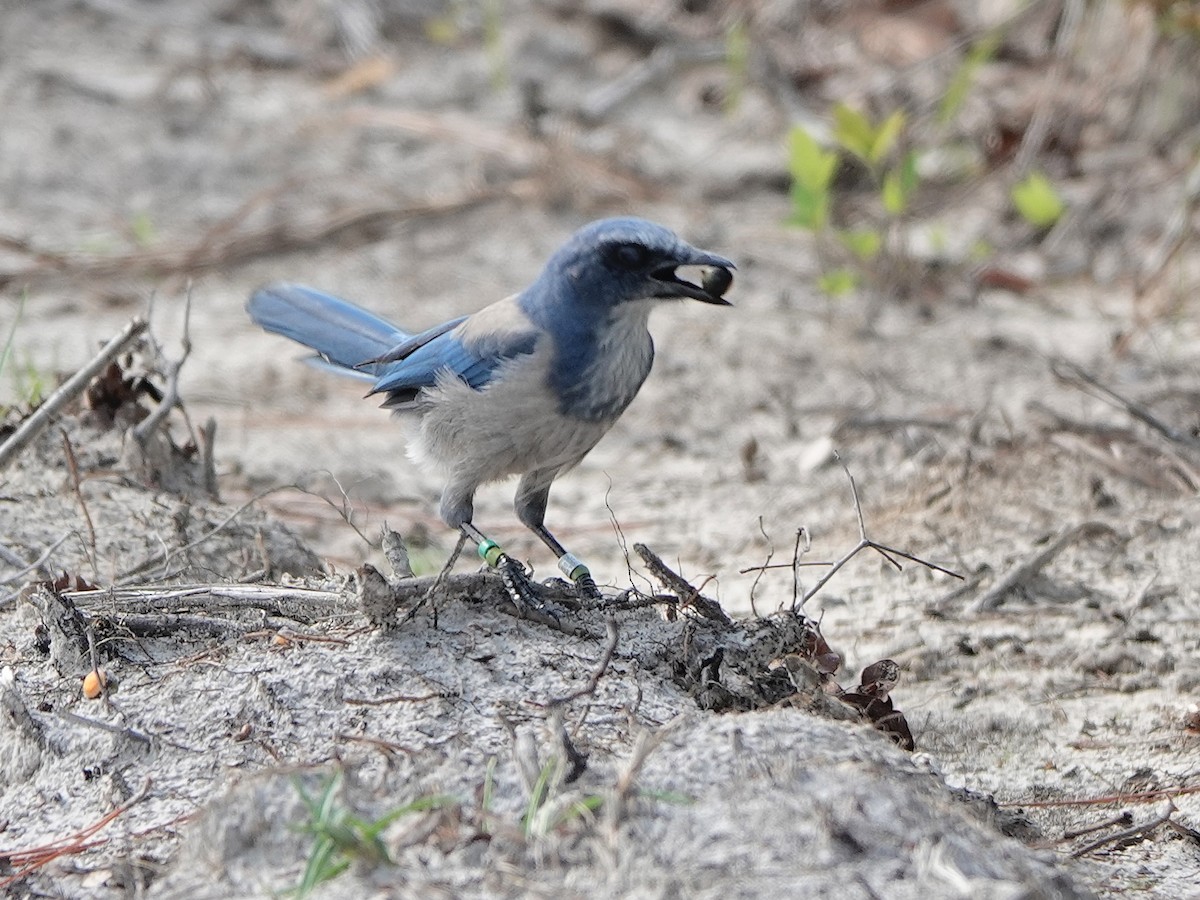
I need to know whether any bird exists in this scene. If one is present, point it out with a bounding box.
[247,216,734,608]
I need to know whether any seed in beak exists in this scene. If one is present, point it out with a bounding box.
[702,266,733,298]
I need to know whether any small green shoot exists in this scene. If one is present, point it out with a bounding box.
[130,211,156,248]
[881,150,919,215]
[787,126,838,231]
[483,0,508,90]
[837,228,882,262]
[521,757,558,839]
[291,774,455,898]
[833,104,905,167]
[481,755,497,834]
[724,17,749,114]
[1011,171,1065,228]
[818,268,859,298]
[636,787,696,806]
[938,30,1003,124]
[0,294,27,396]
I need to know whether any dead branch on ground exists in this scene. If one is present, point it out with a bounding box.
[0,317,148,471]
[967,521,1120,613]
[633,544,729,624]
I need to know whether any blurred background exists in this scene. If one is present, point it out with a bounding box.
[3,0,1199,608]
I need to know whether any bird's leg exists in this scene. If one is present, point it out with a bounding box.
[514,470,604,602]
[459,523,544,612]
[529,524,603,602]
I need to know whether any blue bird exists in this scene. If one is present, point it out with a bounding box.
[247,217,734,606]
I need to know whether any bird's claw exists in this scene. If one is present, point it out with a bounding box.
[498,555,547,613]
[573,571,604,603]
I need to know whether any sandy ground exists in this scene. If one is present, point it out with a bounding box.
[3,1,1200,896]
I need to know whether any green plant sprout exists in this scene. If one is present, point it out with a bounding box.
[1011,171,1065,228]
[724,16,749,114]
[0,294,26,404]
[787,126,838,232]
[291,774,454,898]
[788,102,920,299]
[938,29,1003,125]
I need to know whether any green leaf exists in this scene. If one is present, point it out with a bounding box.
[788,126,837,190]
[818,268,859,298]
[788,181,829,231]
[832,103,875,163]
[130,211,156,248]
[1011,172,1064,228]
[724,17,749,114]
[870,110,906,165]
[837,228,881,261]
[938,30,1002,124]
[787,126,837,230]
[881,151,919,215]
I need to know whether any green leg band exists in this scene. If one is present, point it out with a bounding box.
[477,539,506,568]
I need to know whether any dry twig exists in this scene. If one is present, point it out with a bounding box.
[967,521,1118,613]
[0,778,153,889]
[1070,802,1177,858]
[1052,359,1200,455]
[797,460,961,609]
[633,544,729,624]
[0,318,148,471]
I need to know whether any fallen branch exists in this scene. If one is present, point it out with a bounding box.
[967,521,1119,613]
[633,544,730,624]
[1052,359,1200,455]
[67,583,354,624]
[1070,802,1176,858]
[797,459,962,609]
[0,317,147,471]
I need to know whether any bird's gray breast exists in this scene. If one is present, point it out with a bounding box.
[555,304,656,422]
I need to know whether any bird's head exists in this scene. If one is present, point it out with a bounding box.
[538,217,735,311]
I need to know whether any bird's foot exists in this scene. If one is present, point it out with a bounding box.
[497,555,544,611]
[557,553,604,603]
[476,538,555,617]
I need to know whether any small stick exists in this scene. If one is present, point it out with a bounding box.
[798,459,961,608]
[199,416,219,498]
[0,317,148,471]
[57,710,153,745]
[747,518,773,617]
[549,617,619,708]
[633,544,729,624]
[1052,359,1200,453]
[0,778,152,887]
[343,692,448,706]
[0,532,71,587]
[1061,811,1133,841]
[60,430,98,579]
[133,287,192,444]
[1070,802,1176,858]
[968,521,1117,613]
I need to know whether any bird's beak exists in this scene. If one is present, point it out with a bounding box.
[652,249,736,306]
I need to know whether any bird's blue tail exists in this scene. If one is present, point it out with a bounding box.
[247,283,411,379]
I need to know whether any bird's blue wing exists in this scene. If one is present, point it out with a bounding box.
[369,310,540,405]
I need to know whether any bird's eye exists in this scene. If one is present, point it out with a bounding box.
[611,243,649,270]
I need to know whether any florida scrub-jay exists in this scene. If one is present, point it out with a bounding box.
[247,217,734,606]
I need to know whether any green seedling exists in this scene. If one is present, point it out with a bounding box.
[787,125,839,231]
[291,774,454,898]
[724,16,749,114]
[1011,171,1065,228]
